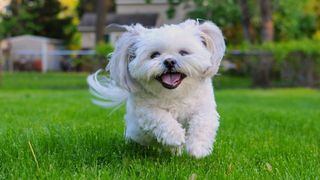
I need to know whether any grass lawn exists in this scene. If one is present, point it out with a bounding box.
[0,72,319,179]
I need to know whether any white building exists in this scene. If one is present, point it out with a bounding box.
[78,0,194,49]
[4,35,62,72]
[116,0,193,26]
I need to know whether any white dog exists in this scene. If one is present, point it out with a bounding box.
[87,19,225,158]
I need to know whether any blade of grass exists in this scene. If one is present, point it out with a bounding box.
[28,141,40,170]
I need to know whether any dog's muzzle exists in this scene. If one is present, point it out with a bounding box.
[156,58,186,89]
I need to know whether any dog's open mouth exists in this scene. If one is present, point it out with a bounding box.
[156,72,186,89]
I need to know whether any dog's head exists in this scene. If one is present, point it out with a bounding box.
[108,19,225,93]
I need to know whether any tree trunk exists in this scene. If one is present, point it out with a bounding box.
[259,0,274,42]
[238,0,252,43]
[11,0,21,16]
[252,53,273,88]
[95,0,106,45]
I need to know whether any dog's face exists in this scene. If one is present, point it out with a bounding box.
[108,20,225,93]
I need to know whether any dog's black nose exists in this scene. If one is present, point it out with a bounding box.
[163,59,177,69]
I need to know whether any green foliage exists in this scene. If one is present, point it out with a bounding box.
[95,42,114,57]
[166,0,183,19]
[273,0,317,41]
[229,39,320,62]
[77,0,115,18]
[0,6,41,37]
[72,55,98,71]
[189,0,241,27]
[77,0,95,17]
[188,0,243,44]
[227,39,320,87]
[168,0,320,44]
[259,39,320,62]
[0,0,76,45]
[0,73,319,178]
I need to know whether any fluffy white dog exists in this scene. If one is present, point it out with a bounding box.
[87,19,225,158]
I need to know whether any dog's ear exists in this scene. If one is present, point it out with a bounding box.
[107,24,146,92]
[180,19,226,76]
[198,21,226,76]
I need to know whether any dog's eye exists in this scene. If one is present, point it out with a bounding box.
[150,52,161,59]
[201,40,207,47]
[179,50,189,56]
[200,36,207,47]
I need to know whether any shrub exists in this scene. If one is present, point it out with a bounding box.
[95,42,114,58]
[226,39,320,87]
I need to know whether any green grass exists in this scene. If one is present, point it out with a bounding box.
[0,73,319,179]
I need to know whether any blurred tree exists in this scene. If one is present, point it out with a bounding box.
[59,0,78,17]
[77,0,114,44]
[96,0,106,44]
[59,0,81,49]
[259,0,273,42]
[9,0,21,16]
[77,0,95,17]
[273,0,317,41]
[0,0,75,45]
[168,0,320,43]
[0,1,40,38]
[187,0,243,44]
[304,0,320,40]
[238,0,252,43]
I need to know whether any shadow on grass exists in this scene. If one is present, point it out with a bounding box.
[32,127,177,169]
[0,126,182,178]
[93,139,175,165]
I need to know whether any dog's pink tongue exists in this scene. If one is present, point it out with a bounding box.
[161,73,181,86]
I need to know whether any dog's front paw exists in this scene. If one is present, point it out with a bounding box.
[157,127,185,147]
[186,142,212,158]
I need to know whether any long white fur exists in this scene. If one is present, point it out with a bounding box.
[87,70,128,107]
[87,19,225,158]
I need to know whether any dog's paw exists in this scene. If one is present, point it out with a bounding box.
[186,143,212,158]
[158,127,185,147]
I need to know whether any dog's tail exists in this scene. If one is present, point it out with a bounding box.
[87,70,129,108]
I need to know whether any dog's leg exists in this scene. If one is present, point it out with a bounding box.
[135,107,185,147]
[125,114,155,146]
[186,109,220,158]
